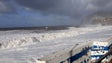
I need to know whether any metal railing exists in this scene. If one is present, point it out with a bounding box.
[95,45,112,63]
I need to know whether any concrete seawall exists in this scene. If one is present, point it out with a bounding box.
[37,42,92,63]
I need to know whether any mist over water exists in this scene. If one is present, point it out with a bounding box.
[0,0,112,28]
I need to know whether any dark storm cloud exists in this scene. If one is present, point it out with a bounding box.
[0,0,112,16]
[0,0,112,18]
[15,0,59,10]
[14,0,112,17]
[0,0,15,13]
[0,0,112,27]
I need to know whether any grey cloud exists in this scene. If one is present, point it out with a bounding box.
[1,0,112,16]
[0,0,112,27]
[0,0,15,13]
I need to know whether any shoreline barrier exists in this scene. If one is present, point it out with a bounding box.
[37,42,92,63]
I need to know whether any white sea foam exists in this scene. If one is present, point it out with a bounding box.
[0,26,111,49]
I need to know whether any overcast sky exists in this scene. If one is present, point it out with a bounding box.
[0,0,111,16]
[0,0,112,27]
